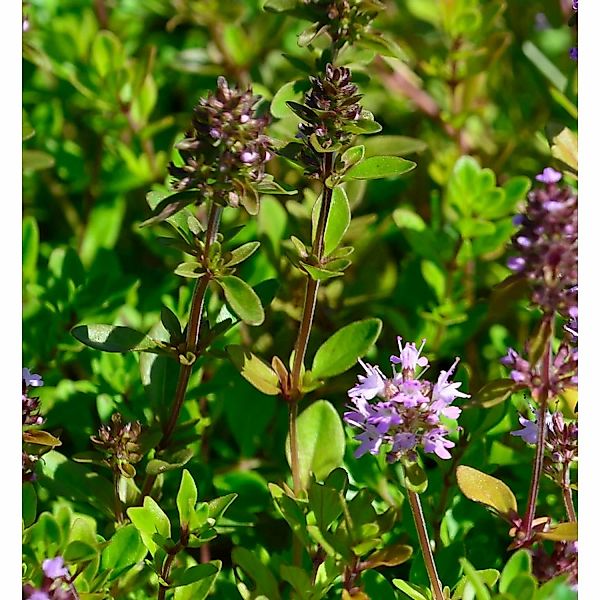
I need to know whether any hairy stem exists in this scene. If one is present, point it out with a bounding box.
[561,463,577,523]
[406,487,444,600]
[523,317,554,537]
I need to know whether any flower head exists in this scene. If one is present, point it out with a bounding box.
[344,339,468,462]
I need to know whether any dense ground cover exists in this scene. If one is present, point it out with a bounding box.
[22,1,578,598]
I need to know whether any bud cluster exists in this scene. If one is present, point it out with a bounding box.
[91,413,143,478]
[299,64,363,159]
[168,76,273,210]
[344,338,468,462]
[507,168,577,318]
[301,0,384,48]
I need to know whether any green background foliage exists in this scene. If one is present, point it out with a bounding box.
[23,0,577,598]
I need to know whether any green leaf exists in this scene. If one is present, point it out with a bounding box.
[232,547,281,600]
[551,128,578,173]
[23,482,37,528]
[536,522,577,542]
[127,497,171,556]
[141,190,200,227]
[270,80,308,119]
[301,262,344,281]
[344,156,416,180]
[224,241,260,267]
[176,562,220,586]
[393,207,427,232]
[227,345,280,395]
[263,0,298,11]
[177,470,198,528]
[341,118,383,134]
[311,318,382,380]
[392,579,430,600]
[23,216,39,282]
[505,574,537,600]
[216,276,265,326]
[457,559,493,600]
[308,476,347,532]
[522,40,567,93]
[146,448,194,476]
[23,430,62,447]
[453,569,499,600]
[207,493,238,521]
[421,260,445,301]
[269,483,311,547]
[23,149,55,172]
[364,544,413,568]
[340,145,365,171]
[63,540,97,562]
[499,550,532,593]
[456,465,517,518]
[71,324,162,353]
[174,561,221,600]
[174,262,205,279]
[91,30,125,78]
[102,525,148,572]
[474,379,516,408]
[456,217,496,238]
[363,135,427,157]
[23,111,35,140]
[311,187,351,256]
[285,400,346,488]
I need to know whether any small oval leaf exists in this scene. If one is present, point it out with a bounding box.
[456,465,517,518]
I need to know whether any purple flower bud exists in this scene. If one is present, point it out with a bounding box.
[569,47,578,61]
[390,337,429,372]
[535,167,562,184]
[240,150,259,164]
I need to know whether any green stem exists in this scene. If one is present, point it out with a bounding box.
[157,539,185,600]
[140,203,222,501]
[288,152,335,498]
[523,317,554,538]
[406,487,444,600]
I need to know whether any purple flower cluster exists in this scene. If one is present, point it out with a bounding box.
[511,409,577,477]
[532,541,578,589]
[344,338,468,461]
[23,557,77,600]
[508,168,577,318]
[168,76,272,209]
[501,344,577,397]
[23,368,45,482]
